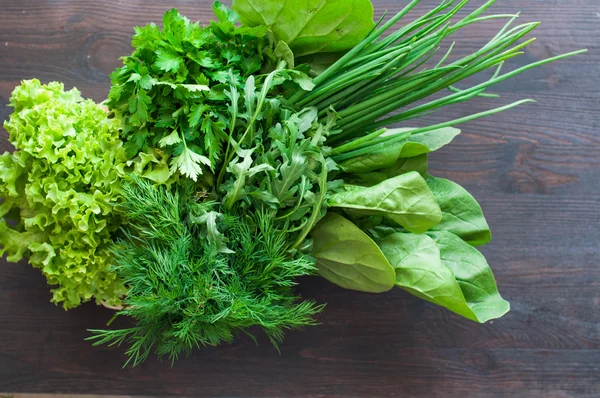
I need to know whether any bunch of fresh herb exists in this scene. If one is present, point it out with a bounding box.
[88,177,322,366]
[0,0,586,366]
[107,2,286,182]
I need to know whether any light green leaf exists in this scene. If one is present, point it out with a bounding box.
[138,74,157,90]
[213,0,240,23]
[385,154,429,177]
[275,40,295,69]
[429,231,509,322]
[340,128,460,173]
[155,48,183,72]
[378,232,476,319]
[169,146,210,181]
[287,70,315,91]
[232,0,375,57]
[224,148,275,210]
[427,175,491,246]
[378,231,509,323]
[248,189,280,205]
[179,84,210,92]
[158,130,182,148]
[194,210,234,254]
[311,213,395,293]
[328,172,442,233]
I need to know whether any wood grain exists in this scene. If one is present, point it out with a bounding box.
[0,1,599,397]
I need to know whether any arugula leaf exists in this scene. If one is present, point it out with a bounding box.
[193,210,234,254]
[311,213,396,293]
[232,0,375,57]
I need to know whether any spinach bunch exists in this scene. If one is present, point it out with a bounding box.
[229,0,584,323]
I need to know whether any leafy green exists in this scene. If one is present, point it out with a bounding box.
[2,0,587,360]
[108,6,273,182]
[88,178,323,366]
[337,127,460,174]
[328,172,442,233]
[0,80,127,308]
[232,0,375,57]
[426,175,491,246]
[377,231,509,323]
[311,212,395,293]
[343,154,429,187]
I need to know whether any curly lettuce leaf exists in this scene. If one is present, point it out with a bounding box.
[0,79,129,309]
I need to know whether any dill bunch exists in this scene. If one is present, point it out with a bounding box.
[88,177,323,366]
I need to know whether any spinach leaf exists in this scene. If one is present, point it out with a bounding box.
[344,154,428,186]
[328,172,442,233]
[339,128,460,174]
[428,231,510,322]
[378,231,509,323]
[311,212,395,293]
[427,175,491,246]
[377,232,476,319]
[232,0,375,57]
[296,51,346,76]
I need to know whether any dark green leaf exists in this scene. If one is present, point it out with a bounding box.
[426,175,491,246]
[311,213,395,293]
[339,128,460,173]
[328,172,442,233]
[378,231,509,323]
[155,48,183,73]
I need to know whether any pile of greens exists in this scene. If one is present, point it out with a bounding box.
[0,0,584,365]
[0,80,127,308]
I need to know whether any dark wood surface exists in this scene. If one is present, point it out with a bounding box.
[1,1,598,397]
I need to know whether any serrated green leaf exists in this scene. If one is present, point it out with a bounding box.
[155,48,183,72]
[170,146,211,181]
[158,130,182,148]
[189,104,208,128]
[136,89,151,122]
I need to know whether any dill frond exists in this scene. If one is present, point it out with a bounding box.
[88,177,323,366]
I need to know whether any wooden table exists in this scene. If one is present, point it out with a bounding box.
[1,1,598,397]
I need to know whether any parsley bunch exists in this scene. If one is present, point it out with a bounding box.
[108,3,276,182]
